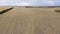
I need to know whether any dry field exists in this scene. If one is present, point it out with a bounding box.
[0,7,60,34]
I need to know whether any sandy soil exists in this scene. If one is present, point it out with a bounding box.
[0,7,60,34]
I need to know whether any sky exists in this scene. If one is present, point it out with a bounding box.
[0,0,60,6]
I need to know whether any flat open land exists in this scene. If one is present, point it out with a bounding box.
[0,7,60,34]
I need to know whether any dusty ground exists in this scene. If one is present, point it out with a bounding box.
[0,7,60,34]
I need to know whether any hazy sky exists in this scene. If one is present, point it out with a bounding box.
[0,0,60,6]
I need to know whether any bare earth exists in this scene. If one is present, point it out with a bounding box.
[0,7,60,34]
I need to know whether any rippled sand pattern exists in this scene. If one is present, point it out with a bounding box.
[0,7,60,34]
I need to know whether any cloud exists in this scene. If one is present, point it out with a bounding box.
[0,0,60,6]
[30,0,56,6]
